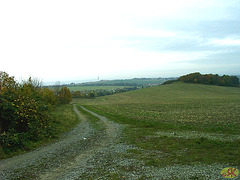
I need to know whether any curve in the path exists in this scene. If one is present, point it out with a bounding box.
[0,105,121,180]
[39,105,122,179]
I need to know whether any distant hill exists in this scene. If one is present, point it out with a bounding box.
[79,81,240,170]
[91,81,240,105]
[69,77,177,87]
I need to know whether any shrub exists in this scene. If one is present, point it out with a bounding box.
[0,72,58,152]
[58,87,72,104]
[0,131,26,151]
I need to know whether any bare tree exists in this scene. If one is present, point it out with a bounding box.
[54,81,61,96]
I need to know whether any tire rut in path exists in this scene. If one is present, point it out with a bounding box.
[40,105,122,179]
[0,105,122,179]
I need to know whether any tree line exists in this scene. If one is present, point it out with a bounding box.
[163,72,239,87]
[0,72,72,152]
[178,72,239,87]
[72,87,139,98]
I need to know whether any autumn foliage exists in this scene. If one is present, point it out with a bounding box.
[178,72,239,87]
[0,72,72,151]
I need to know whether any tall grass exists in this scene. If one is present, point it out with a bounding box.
[49,104,79,137]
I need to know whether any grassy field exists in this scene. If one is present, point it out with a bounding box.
[73,82,240,167]
[67,86,130,91]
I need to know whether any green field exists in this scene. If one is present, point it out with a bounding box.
[73,82,240,167]
[67,86,130,91]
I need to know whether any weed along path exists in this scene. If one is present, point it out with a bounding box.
[0,104,229,179]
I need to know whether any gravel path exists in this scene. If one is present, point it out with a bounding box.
[0,105,233,179]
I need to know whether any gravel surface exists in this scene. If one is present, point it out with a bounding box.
[0,105,236,179]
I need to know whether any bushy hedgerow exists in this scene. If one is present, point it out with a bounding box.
[0,72,72,152]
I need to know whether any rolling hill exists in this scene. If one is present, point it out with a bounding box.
[75,82,240,167]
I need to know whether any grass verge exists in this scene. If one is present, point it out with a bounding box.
[0,104,79,160]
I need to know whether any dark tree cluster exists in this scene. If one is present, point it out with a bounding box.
[178,72,239,87]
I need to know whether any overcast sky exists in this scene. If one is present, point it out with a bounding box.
[0,0,240,83]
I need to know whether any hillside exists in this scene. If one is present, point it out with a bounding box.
[79,81,240,107]
[2,82,239,179]
[75,82,240,168]
[78,82,240,130]
[67,77,177,87]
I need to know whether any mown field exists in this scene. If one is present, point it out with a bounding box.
[67,86,130,91]
[73,82,240,167]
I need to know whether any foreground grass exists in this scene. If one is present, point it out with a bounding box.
[49,104,79,137]
[74,82,240,167]
[0,104,79,160]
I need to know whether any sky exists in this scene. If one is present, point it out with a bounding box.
[0,0,240,84]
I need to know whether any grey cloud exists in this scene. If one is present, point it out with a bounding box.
[115,19,240,53]
[190,51,240,65]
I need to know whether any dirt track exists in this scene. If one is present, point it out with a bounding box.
[0,105,227,179]
[0,105,124,179]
